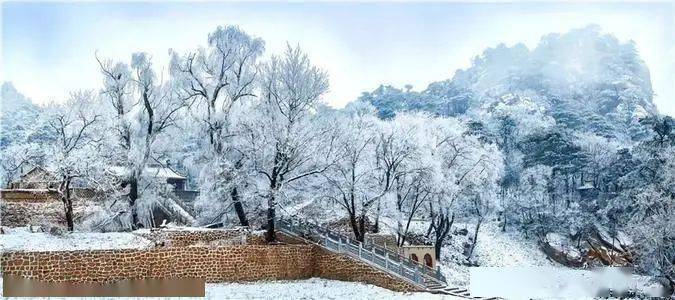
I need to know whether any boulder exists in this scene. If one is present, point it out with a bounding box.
[540,233,585,267]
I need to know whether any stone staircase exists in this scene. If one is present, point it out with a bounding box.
[277,216,499,299]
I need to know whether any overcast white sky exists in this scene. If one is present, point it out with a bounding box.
[2,2,674,115]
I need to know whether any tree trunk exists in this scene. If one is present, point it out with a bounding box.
[358,214,367,242]
[62,180,74,232]
[349,213,363,242]
[265,192,276,242]
[426,202,434,238]
[231,187,249,227]
[373,199,381,233]
[501,212,507,232]
[399,208,418,247]
[129,177,140,229]
[434,213,454,260]
[500,186,508,232]
[434,239,443,261]
[467,218,483,259]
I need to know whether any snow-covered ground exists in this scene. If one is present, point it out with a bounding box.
[0,277,458,299]
[438,220,555,286]
[0,227,153,251]
[472,221,554,267]
[206,278,459,299]
[470,266,666,298]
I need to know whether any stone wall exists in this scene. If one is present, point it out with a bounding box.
[0,190,59,202]
[138,229,250,247]
[1,229,423,293]
[1,201,65,228]
[2,246,314,283]
[1,189,97,228]
[365,233,399,252]
[137,229,305,247]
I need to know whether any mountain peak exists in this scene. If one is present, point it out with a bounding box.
[362,26,657,140]
[1,82,37,114]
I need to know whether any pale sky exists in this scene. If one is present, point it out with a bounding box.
[2,1,674,115]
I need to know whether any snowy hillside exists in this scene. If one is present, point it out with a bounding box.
[472,221,553,267]
[438,220,556,286]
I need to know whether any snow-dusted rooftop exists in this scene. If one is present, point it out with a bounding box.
[109,166,187,180]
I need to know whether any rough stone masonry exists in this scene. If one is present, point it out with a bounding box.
[1,231,423,292]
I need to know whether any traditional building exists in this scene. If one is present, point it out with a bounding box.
[3,165,197,228]
[109,164,190,191]
[7,167,59,189]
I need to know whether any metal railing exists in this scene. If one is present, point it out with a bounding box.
[277,216,447,286]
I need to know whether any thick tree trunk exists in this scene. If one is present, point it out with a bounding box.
[349,213,363,242]
[373,200,381,233]
[426,203,434,238]
[129,178,140,229]
[434,213,454,260]
[231,187,249,227]
[434,239,443,262]
[265,193,276,242]
[358,214,367,242]
[62,180,74,232]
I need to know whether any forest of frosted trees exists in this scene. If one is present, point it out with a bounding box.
[0,25,673,287]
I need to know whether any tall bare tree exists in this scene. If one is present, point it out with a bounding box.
[46,91,100,231]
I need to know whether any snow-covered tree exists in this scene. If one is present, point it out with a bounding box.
[170,25,264,227]
[371,114,423,233]
[609,116,675,288]
[0,143,42,187]
[44,91,101,231]
[243,45,332,242]
[505,165,554,236]
[423,117,503,259]
[321,102,381,241]
[98,52,186,228]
